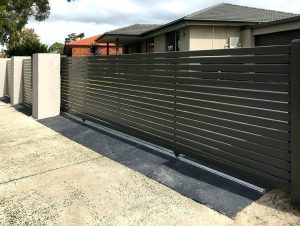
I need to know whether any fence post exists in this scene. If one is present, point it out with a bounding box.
[291,39,300,205]
[32,53,60,120]
[11,56,31,105]
[0,58,10,98]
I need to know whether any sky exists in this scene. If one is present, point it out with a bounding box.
[26,0,300,45]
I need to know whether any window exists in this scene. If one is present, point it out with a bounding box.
[166,30,180,52]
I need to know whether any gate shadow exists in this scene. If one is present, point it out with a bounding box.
[39,113,271,217]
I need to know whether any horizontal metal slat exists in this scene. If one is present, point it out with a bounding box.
[62,99,118,120]
[176,90,289,112]
[119,93,175,109]
[114,69,290,83]
[175,123,289,168]
[113,54,291,64]
[119,102,173,122]
[119,110,174,133]
[175,131,290,180]
[176,77,289,92]
[79,106,118,122]
[176,84,289,102]
[176,115,289,154]
[62,91,118,111]
[173,138,290,188]
[102,63,290,74]
[118,74,174,83]
[119,88,174,102]
[176,104,289,132]
[176,121,289,163]
[119,83,174,96]
[119,98,174,115]
[119,107,174,128]
[176,97,289,122]
[119,116,174,141]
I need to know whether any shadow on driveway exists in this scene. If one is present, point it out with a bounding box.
[38,112,270,218]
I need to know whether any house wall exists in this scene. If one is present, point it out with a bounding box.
[179,27,190,51]
[189,25,240,50]
[154,35,166,52]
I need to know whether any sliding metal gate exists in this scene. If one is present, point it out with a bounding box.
[61,42,300,200]
[22,59,32,106]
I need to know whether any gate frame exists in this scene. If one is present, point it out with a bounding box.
[291,39,300,205]
[60,41,300,205]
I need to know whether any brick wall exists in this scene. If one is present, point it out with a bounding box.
[71,46,123,57]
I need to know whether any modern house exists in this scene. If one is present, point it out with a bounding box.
[96,3,298,53]
[64,35,122,57]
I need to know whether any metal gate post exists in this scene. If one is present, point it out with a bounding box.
[291,39,300,205]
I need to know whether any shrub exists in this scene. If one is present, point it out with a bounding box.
[6,37,50,57]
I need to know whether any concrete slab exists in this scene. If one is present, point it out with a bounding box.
[0,135,100,184]
[0,157,232,226]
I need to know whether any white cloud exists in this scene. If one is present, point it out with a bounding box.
[27,20,118,45]
[27,0,300,45]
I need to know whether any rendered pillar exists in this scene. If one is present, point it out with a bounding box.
[32,54,60,120]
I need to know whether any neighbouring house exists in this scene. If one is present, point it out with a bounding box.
[64,35,122,57]
[96,3,298,53]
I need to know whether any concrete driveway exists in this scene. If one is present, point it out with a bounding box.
[0,102,299,226]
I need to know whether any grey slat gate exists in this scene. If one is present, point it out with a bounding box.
[6,60,12,97]
[22,59,32,106]
[61,43,300,202]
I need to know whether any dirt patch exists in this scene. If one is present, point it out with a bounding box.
[233,189,300,226]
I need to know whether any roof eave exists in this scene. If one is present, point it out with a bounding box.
[142,18,259,38]
[245,15,300,29]
[96,33,141,42]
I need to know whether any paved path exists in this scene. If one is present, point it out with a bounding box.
[0,102,299,226]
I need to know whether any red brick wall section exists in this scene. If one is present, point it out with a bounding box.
[71,47,123,57]
[72,48,92,56]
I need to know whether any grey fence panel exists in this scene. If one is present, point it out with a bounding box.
[6,60,12,97]
[60,44,292,192]
[22,59,32,106]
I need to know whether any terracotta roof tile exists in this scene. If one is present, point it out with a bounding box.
[65,35,115,46]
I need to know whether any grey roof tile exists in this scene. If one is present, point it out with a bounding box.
[105,24,162,36]
[184,3,298,22]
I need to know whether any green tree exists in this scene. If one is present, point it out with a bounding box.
[5,28,49,57]
[65,33,85,44]
[20,28,40,40]
[5,38,50,57]
[49,42,64,54]
[0,0,73,46]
